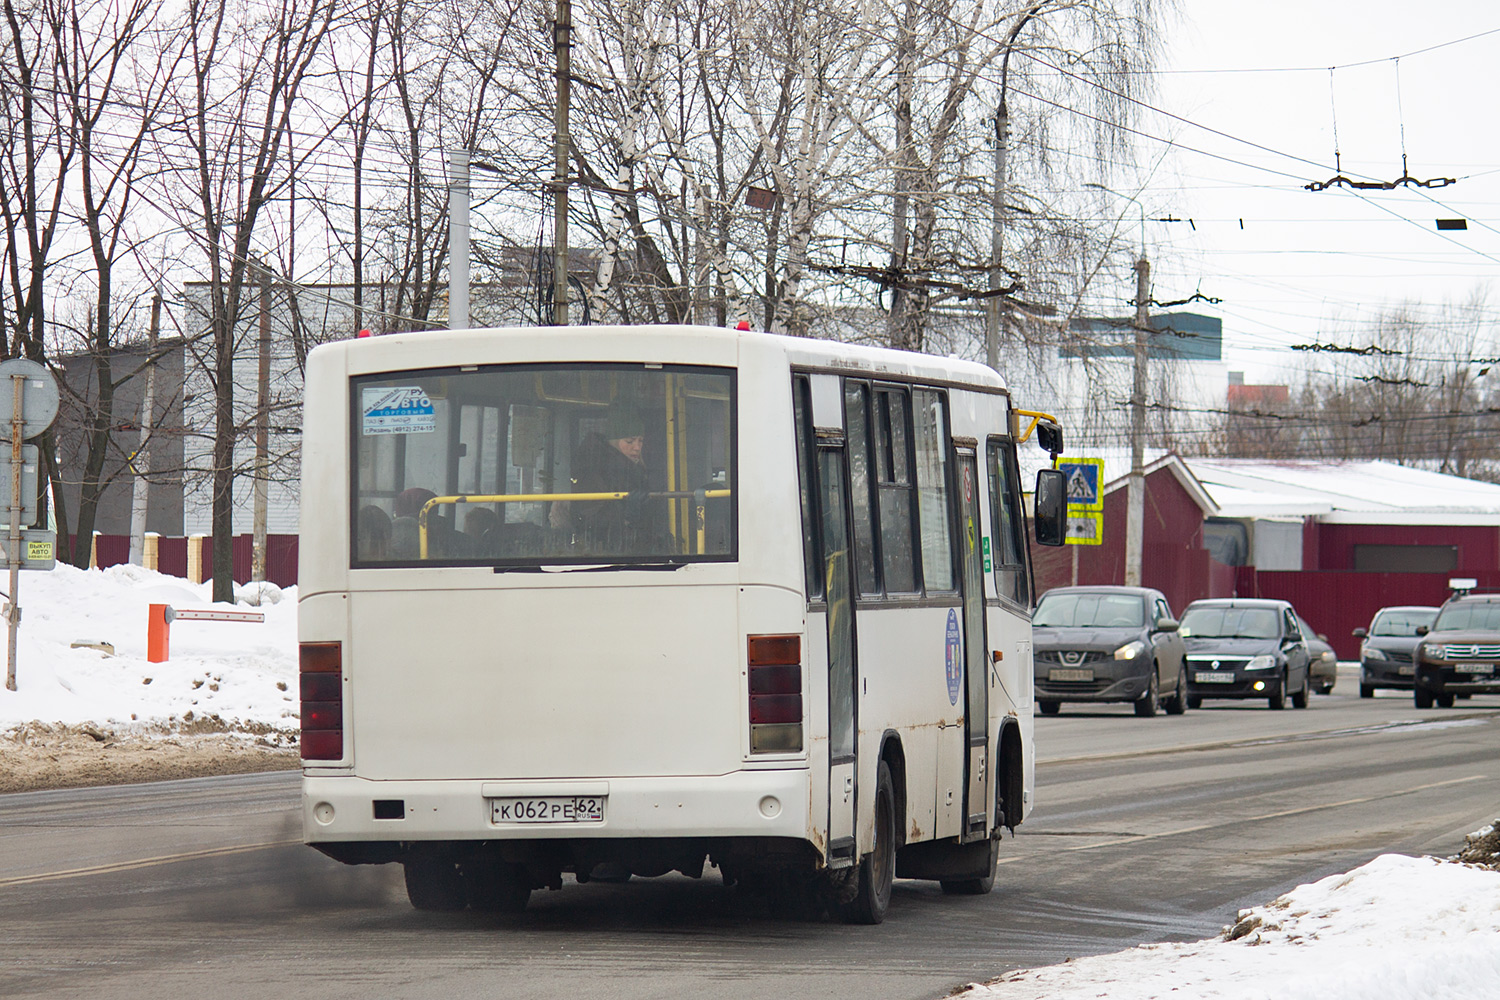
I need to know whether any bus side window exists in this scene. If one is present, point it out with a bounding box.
[911,389,954,592]
[793,376,822,601]
[986,438,1030,607]
[873,387,917,594]
[844,382,881,596]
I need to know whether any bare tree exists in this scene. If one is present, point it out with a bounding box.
[164,0,334,602]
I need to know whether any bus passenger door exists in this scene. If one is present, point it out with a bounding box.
[957,451,990,842]
[818,446,859,867]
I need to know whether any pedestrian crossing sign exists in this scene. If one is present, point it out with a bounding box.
[1056,457,1104,511]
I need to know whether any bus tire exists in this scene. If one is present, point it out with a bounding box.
[404,854,468,912]
[843,760,896,925]
[939,838,998,896]
[465,858,531,914]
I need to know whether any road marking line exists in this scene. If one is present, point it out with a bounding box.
[1060,774,1490,851]
[0,839,302,887]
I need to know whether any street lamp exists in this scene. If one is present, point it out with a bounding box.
[1084,182,1151,589]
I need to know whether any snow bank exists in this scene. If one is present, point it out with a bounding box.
[962,853,1500,1000]
[0,563,297,732]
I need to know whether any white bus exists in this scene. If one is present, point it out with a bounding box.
[298,324,1066,923]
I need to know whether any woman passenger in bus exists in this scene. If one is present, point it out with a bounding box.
[357,505,391,560]
[571,405,657,555]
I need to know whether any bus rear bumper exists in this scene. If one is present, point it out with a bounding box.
[302,769,811,845]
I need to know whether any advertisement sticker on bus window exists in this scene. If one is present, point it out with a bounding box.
[945,608,962,706]
[362,386,436,435]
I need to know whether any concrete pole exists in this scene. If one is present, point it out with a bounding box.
[552,0,572,326]
[1126,255,1150,587]
[448,149,470,330]
[128,291,160,565]
[252,273,270,583]
[985,105,1008,373]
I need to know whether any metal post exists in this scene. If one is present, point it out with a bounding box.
[6,375,23,690]
[1126,255,1150,588]
[552,0,572,326]
[448,149,470,330]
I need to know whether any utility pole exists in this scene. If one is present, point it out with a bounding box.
[986,104,1007,372]
[1086,181,1149,588]
[128,291,160,565]
[448,149,469,330]
[252,269,271,582]
[1127,254,1149,588]
[552,0,572,326]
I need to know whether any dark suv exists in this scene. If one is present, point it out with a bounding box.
[1353,605,1438,698]
[1413,593,1500,708]
[1179,598,1312,710]
[1032,586,1187,717]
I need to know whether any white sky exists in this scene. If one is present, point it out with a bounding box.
[1119,1,1500,384]
[1,563,1495,996]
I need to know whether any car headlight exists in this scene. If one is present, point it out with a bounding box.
[1363,646,1387,661]
[1113,640,1146,661]
[1321,651,1336,663]
[1245,655,1277,670]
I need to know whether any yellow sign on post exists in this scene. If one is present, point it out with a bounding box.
[1055,456,1105,546]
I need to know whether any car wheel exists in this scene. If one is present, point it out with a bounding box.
[1360,684,1374,699]
[1134,668,1159,718]
[843,760,896,924]
[1187,694,1202,710]
[1291,669,1309,709]
[1164,665,1188,715]
[1037,700,1060,716]
[1414,686,1434,709]
[1268,672,1286,710]
[1436,693,1455,709]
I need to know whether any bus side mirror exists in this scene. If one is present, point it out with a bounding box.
[1416,625,1429,635]
[1033,468,1066,547]
[1352,627,1367,639]
[1036,420,1063,458]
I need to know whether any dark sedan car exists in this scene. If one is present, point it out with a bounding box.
[1032,586,1187,717]
[1179,598,1312,710]
[1297,614,1339,694]
[1353,605,1439,697]
[1413,593,1500,708]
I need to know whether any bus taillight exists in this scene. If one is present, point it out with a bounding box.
[300,642,343,761]
[748,634,802,753]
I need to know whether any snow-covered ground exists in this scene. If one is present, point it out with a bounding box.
[960,849,1500,1000]
[0,562,297,732]
[1,564,1496,999]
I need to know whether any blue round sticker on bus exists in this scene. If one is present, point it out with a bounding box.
[945,609,962,706]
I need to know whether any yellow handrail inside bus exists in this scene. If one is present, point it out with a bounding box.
[416,491,732,558]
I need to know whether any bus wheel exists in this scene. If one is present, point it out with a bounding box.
[404,854,467,912]
[465,859,531,913]
[843,760,896,925]
[940,838,998,896]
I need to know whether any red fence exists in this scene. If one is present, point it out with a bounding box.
[1230,569,1500,660]
[70,533,301,589]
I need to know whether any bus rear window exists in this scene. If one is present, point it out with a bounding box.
[350,363,735,566]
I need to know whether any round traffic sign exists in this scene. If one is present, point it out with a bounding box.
[0,358,60,440]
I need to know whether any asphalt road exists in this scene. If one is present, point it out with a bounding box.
[3,666,1497,1000]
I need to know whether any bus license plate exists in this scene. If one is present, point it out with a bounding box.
[492,796,605,824]
[1195,672,1235,684]
[1461,663,1494,675]
[1049,668,1093,682]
